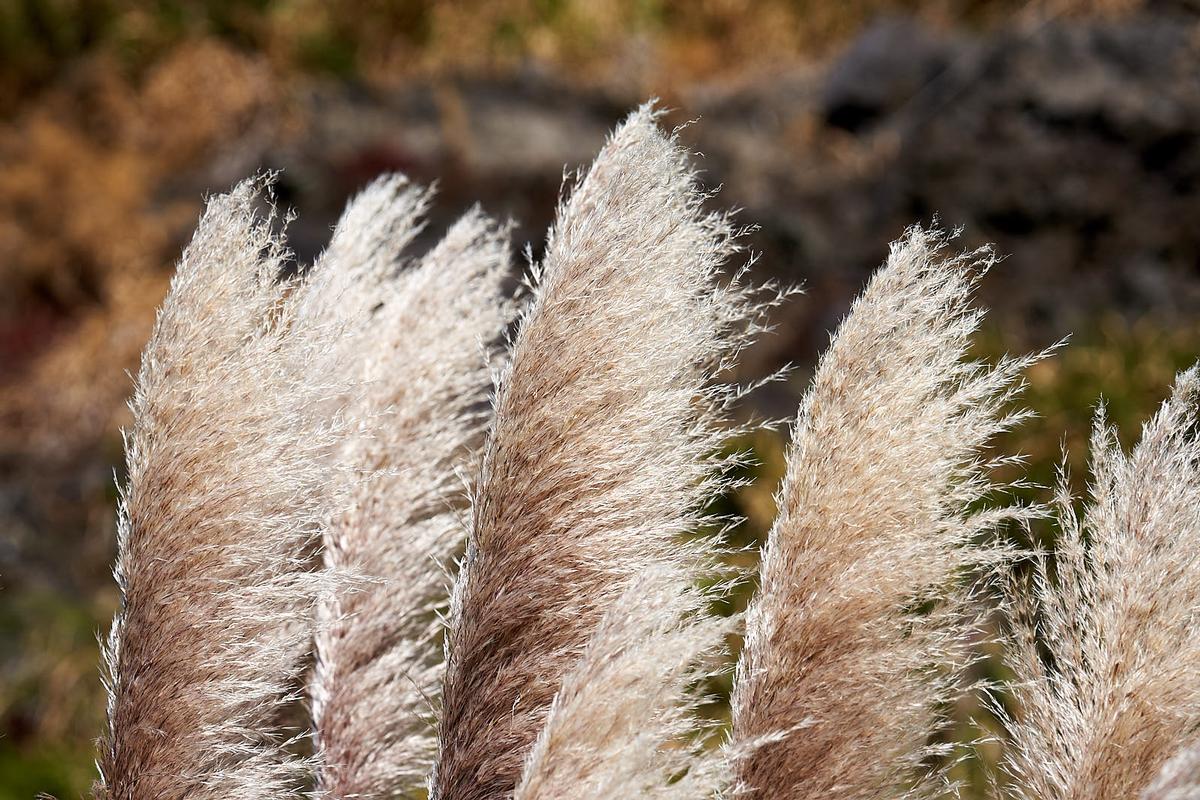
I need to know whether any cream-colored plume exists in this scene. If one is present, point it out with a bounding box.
[301,175,513,798]
[513,568,731,800]
[95,180,341,800]
[430,105,765,800]
[1004,367,1200,800]
[730,228,1040,800]
[1143,740,1200,800]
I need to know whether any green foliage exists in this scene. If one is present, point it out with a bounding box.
[0,744,96,800]
[0,587,109,799]
[977,317,1200,544]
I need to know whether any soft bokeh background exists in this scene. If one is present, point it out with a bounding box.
[3,0,1200,796]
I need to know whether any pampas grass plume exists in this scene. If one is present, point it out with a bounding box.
[431,105,768,800]
[303,175,512,798]
[730,228,1042,800]
[95,180,340,800]
[1003,367,1200,800]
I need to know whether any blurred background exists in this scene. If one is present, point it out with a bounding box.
[3,0,1200,796]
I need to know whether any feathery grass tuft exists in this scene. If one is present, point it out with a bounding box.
[430,105,770,800]
[729,228,1042,800]
[95,179,341,800]
[513,568,731,800]
[1143,740,1200,800]
[1003,366,1200,800]
[301,175,513,798]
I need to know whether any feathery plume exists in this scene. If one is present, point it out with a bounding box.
[1003,367,1200,800]
[95,179,339,800]
[1143,740,1200,800]
[431,105,764,800]
[513,569,730,800]
[301,175,513,798]
[730,228,1039,800]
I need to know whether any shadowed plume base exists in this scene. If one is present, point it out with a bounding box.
[93,103,1200,800]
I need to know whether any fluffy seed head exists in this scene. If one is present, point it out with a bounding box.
[302,175,513,798]
[512,568,732,800]
[1003,367,1200,800]
[431,105,767,800]
[95,179,340,800]
[730,228,1040,800]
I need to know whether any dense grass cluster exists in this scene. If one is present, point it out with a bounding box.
[91,106,1200,800]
